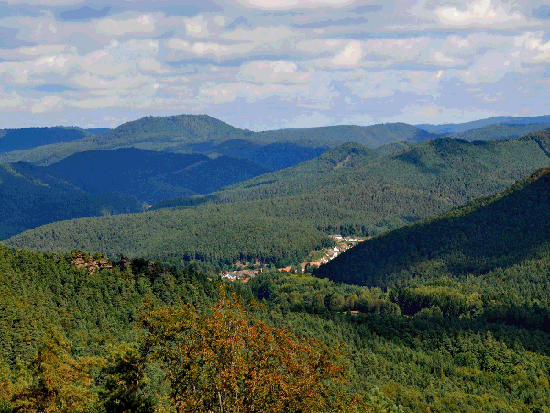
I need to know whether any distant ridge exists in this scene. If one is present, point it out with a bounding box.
[0,126,91,152]
[0,114,440,167]
[417,115,550,133]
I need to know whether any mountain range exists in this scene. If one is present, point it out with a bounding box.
[7,130,550,267]
[4,113,550,413]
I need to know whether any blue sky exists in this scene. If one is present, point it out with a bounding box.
[0,0,549,130]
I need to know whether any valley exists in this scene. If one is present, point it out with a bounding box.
[2,114,550,412]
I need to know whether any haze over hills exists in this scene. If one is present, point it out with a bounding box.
[3,114,550,171]
[154,131,550,214]
[8,130,550,267]
[0,114,439,167]
[0,148,271,239]
[42,148,269,205]
[417,115,550,133]
[446,123,550,142]
[0,127,92,153]
[0,162,143,240]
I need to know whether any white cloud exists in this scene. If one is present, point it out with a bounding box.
[344,69,442,99]
[234,0,355,10]
[222,26,298,43]
[95,14,155,36]
[185,15,209,38]
[31,95,63,113]
[0,88,25,109]
[436,0,523,26]
[139,58,170,74]
[199,86,237,104]
[0,45,77,61]
[514,32,550,63]
[71,73,151,94]
[166,38,256,59]
[331,40,362,67]
[238,61,311,83]
[71,96,121,110]
[197,80,334,108]
[460,52,515,84]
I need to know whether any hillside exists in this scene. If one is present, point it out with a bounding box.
[0,126,91,152]
[42,148,269,205]
[315,166,550,290]
[154,132,550,216]
[7,132,550,266]
[5,243,550,412]
[0,162,142,239]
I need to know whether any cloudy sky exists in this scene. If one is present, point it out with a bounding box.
[0,0,549,130]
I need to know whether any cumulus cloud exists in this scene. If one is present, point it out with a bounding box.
[95,14,156,36]
[436,0,523,26]
[166,38,257,60]
[184,15,209,37]
[238,60,311,83]
[221,26,299,43]
[460,52,516,84]
[514,31,550,63]
[31,95,64,113]
[234,0,355,10]
[0,0,547,128]
[331,40,362,67]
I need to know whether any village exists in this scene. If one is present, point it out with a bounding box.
[220,234,365,282]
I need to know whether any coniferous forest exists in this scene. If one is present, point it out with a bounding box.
[2,115,550,412]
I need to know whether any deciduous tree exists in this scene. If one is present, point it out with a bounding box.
[138,289,353,413]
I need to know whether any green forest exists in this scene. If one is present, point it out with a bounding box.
[9,131,550,268]
[3,117,550,412]
[2,240,550,412]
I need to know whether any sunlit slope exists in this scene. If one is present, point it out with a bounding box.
[154,132,550,215]
[316,166,550,289]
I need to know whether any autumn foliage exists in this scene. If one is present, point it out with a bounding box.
[138,290,352,413]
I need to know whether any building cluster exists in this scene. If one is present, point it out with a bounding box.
[280,234,365,273]
[220,269,258,282]
[71,252,113,273]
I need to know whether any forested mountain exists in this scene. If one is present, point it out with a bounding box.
[5,118,550,412]
[3,241,550,412]
[448,123,550,142]
[0,162,142,240]
[155,131,550,214]
[0,114,439,168]
[0,127,91,153]
[42,148,269,205]
[258,122,439,146]
[8,131,550,267]
[417,114,550,133]
[315,165,550,290]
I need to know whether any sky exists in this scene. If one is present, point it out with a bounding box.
[0,0,549,130]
